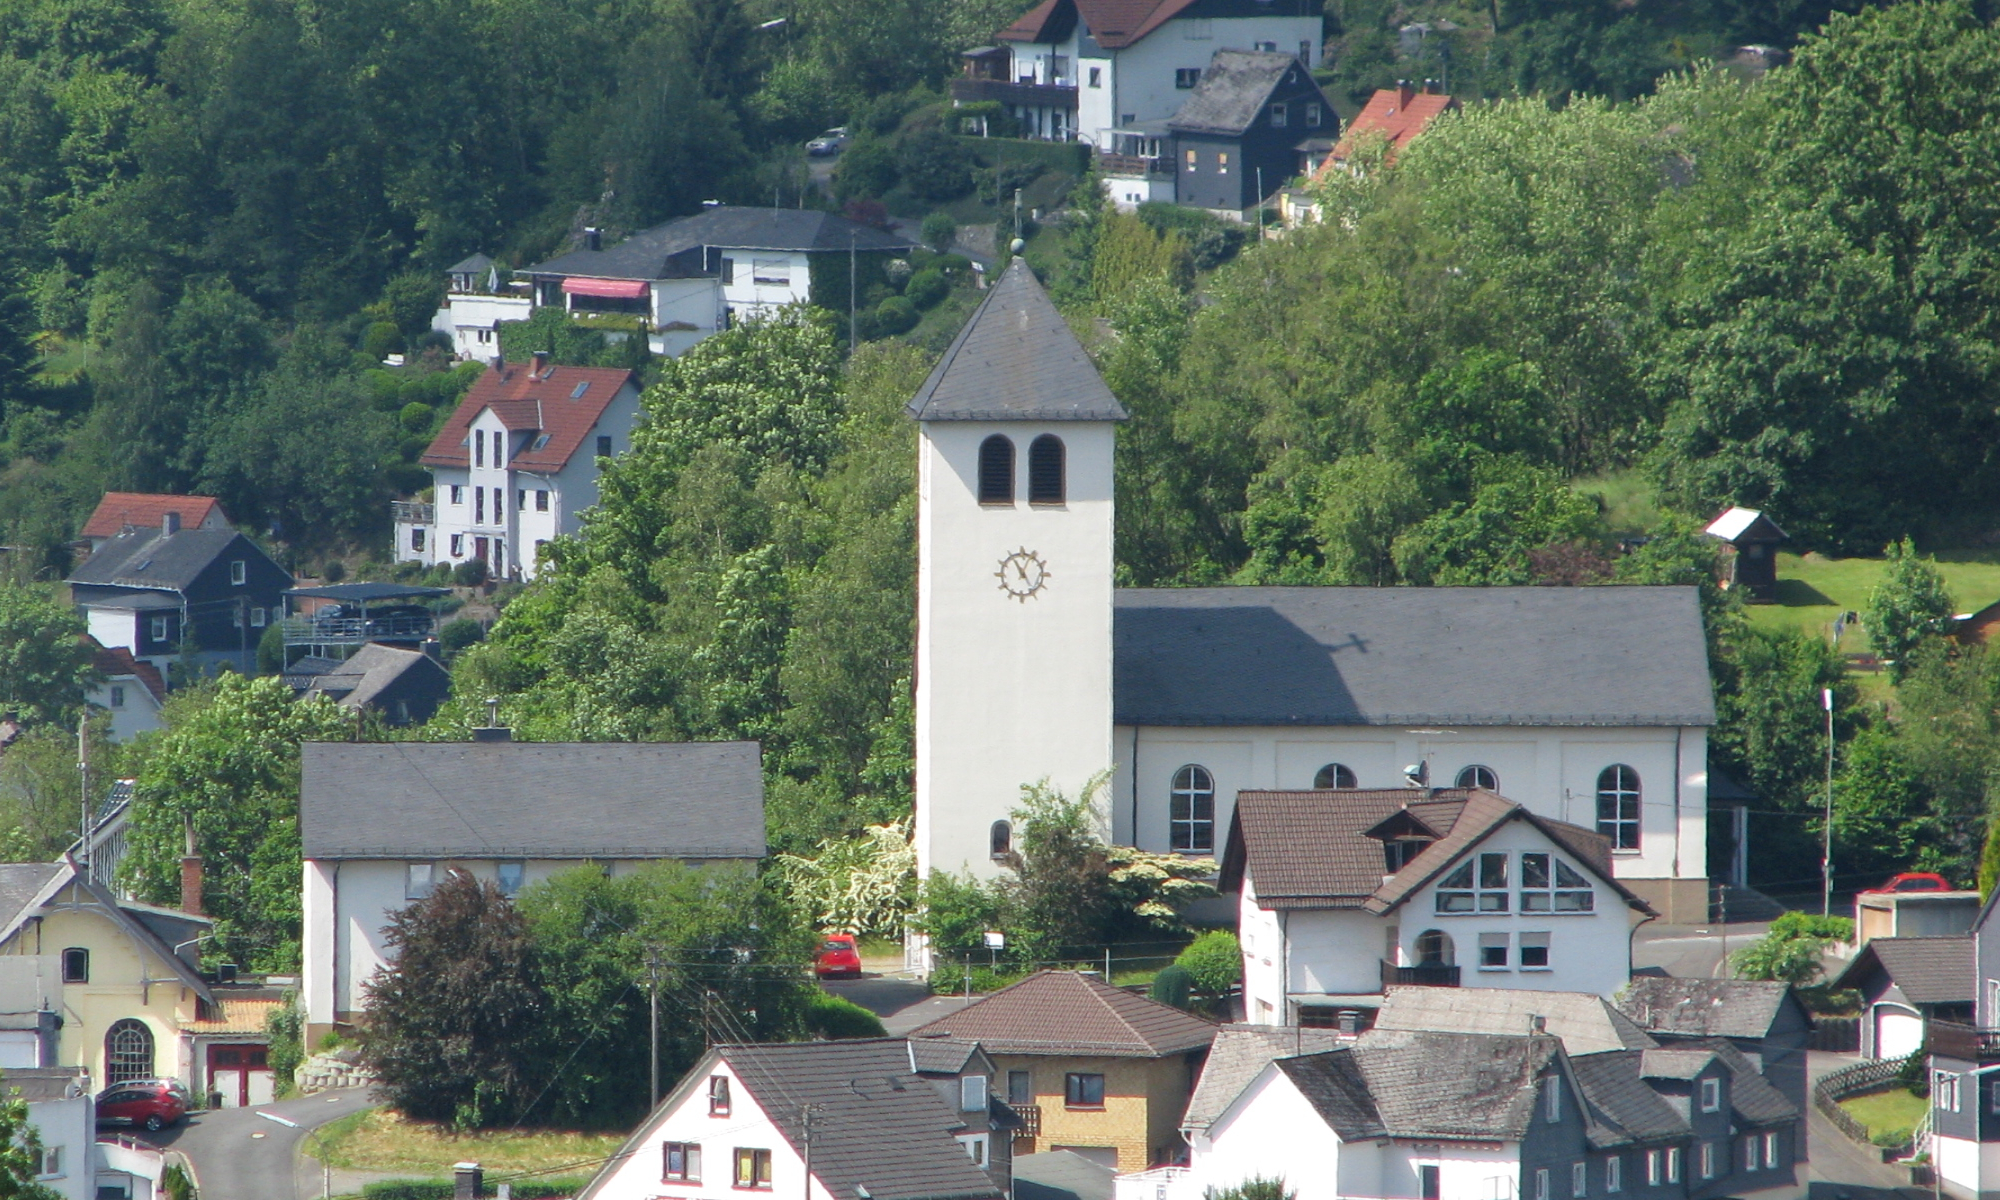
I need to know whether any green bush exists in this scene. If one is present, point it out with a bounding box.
[452,560,489,588]
[1149,963,1194,1009]
[438,616,486,652]
[362,321,404,360]
[898,130,973,201]
[362,1178,590,1200]
[804,991,889,1039]
[1203,1179,1295,1200]
[399,401,434,433]
[1177,930,1243,997]
[835,137,900,201]
[865,296,918,338]
[920,212,957,252]
[903,269,949,310]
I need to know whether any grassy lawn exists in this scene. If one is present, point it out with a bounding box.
[1838,1087,1928,1142]
[1742,550,2000,644]
[305,1109,625,1175]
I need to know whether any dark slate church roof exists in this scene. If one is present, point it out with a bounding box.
[906,258,1129,422]
[1112,585,1715,727]
[1169,50,1318,136]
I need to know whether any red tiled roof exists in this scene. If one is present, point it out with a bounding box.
[909,970,1216,1057]
[1315,88,1458,178]
[999,0,1201,49]
[81,493,227,540]
[420,364,636,472]
[88,641,166,703]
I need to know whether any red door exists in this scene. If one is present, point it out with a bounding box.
[207,1045,270,1107]
[474,536,489,562]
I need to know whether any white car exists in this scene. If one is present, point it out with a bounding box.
[806,127,850,156]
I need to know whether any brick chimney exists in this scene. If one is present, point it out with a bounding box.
[179,819,203,916]
[531,349,550,378]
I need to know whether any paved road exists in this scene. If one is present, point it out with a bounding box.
[1804,1052,1929,1199]
[151,1087,373,1200]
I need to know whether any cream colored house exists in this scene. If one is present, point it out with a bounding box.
[0,862,215,1092]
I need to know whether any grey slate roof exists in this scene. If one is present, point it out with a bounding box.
[68,528,270,593]
[1701,1039,1797,1125]
[1013,1151,1116,1200]
[1168,50,1317,136]
[524,207,915,281]
[719,1040,1002,1200]
[1273,1049,1386,1140]
[909,970,1215,1057]
[1376,987,1658,1056]
[1113,585,1715,727]
[298,741,765,860]
[0,865,60,929]
[1566,1051,1691,1144]
[447,253,495,275]
[302,644,450,710]
[1350,1028,1558,1140]
[908,1037,985,1075]
[1184,1025,1346,1134]
[1617,978,1795,1040]
[905,258,1129,423]
[1638,1048,1716,1080]
[1831,935,1973,1006]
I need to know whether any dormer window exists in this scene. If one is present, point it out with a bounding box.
[1385,838,1431,872]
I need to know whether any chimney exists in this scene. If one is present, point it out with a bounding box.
[1530,1014,1547,1034]
[531,350,550,379]
[583,227,602,252]
[162,511,182,537]
[1396,80,1416,109]
[180,819,203,917]
[474,696,512,742]
[454,1163,483,1200]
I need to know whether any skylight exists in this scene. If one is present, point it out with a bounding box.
[571,382,590,399]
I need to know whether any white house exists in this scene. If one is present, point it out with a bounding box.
[394,358,640,580]
[84,644,165,742]
[297,735,764,1041]
[519,207,917,349]
[431,253,533,360]
[905,259,1719,954]
[953,0,1323,150]
[1128,1025,1802,1200]
[577,1039,1011,1200]
[1222,788,1650,1020]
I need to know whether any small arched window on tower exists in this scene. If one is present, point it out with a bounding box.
[1314,763,1358,789]
[1456,765,1498,791]
[978,435,1015,505]
[1028,435,1065,505]
[990,820,1012,860]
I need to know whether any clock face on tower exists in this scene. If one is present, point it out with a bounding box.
[996,548,1050,601]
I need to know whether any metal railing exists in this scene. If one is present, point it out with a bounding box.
[390,501,434,524]
[1098,152,1174,179]
[280,614,436,646]
[1381,959,1460,988]
[1013,1104,1041,1137]
[950,77,1078,107]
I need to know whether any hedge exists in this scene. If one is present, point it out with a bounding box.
[954,136,1089,176]
[361,1178,590,1200]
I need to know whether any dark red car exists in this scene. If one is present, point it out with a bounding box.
[814,934,862,979]
[1863,872,1953,894]
[97,1081,186,1132]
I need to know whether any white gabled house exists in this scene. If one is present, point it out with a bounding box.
[1221,788,1651,1023]
[392,358,640,581]
[431,253,533,361]
[577,1039,1012,1200]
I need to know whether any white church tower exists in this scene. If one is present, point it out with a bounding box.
[906,258,1128,884]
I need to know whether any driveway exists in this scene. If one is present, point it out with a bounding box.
[158,1087,374,1200]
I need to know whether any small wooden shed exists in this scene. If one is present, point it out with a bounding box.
[1704,506,1786,602]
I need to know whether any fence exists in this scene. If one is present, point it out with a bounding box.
[1814,1054,1918,1147]
[1809,1016,1860,1053]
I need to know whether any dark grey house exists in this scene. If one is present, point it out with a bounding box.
[1616,978,1813,1119]
[68,516,292,678]
[1169,50,1337,214]
[299,643,451,726]
[1830,935,1971,1060]
[1929,886,2000,1198]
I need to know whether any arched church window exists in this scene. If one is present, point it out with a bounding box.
[1414,929,1455,966]
[978,435,1015,505]
[990,820,1012,860]
[1028,435,1065,505]
[1314,763,1357,789]
[1596,765,1641,850]
[1456,765,1498,791]
[106,1019,153,1085]
[1170,765,1215,853]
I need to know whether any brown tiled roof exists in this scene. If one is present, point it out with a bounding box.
[1315,88,1458,176]
[909,970,1216,1057]
[1831,936,1972,1006]
[998,0,1201,49]
[420,364,636,472]
[80,493,227,539]
[192,997,282,1034]
[88,641,166,703]
[1220,787,1651,916]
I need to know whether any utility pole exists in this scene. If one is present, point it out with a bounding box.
[76,713,89,878]
[800,1103,825,1200]
[1821,686,1835,916]
[1013,188,1023,245]
[1256,168,1264,239]
[848,231,857,356]
[647,945,663,1109]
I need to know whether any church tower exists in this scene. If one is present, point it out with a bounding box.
[906,258,1127,885]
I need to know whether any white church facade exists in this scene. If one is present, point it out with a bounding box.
[906,260,1718,953]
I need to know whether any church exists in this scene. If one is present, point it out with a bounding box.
[905,259,1718,953]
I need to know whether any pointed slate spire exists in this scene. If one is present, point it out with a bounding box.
[905,258,1129,422]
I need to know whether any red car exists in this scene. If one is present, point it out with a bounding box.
[96,1081,186,1132]
[815,934,862,979]
[1863,872,1953,894]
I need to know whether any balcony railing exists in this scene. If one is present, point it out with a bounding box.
[1928,1020,2000,1062]
[1011,1103,1042,1137]
[1382,959,1460,988]
[280,613,437,647]
[950,78,1078,108]
[391,501,434,525]
[1098,152,1174,179]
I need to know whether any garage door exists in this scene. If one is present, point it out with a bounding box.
[1876,1007,1924,1059]
[0,1031,38,1068]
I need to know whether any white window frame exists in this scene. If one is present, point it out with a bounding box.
[1666,1147,1681,1183]
[1544,1075,1561,1123]
[1605,1156,1621,1193]
[451,534,465,558]
[1269,103,1287,128]
[1645,1151,1661,1187]
[957,1133,988,1166]
[1535,1168,1550,1200]
[496,861,525,897]
[1456,764,1499,790]
[451,485,464,505]
[109,685,125,708]
[149,615,170,642]
[751,258,791,287]
[1937,1071,1962,1113]
[1700,1077,1721,1112]
[229,560,246,585]
[1478,932,1510,971]
[536,490,550,511]
[1763,1131,1778,1168]
[1596,765,1641,850]
[250,606,266,627]
[1519,932,1551,970]
[1520,852,1594,912]
[961,1074,988,1112]
[405,862,435,900]
[1571,1161,1586,1198]
[1744,1136,1759,1171]
[1436,852,1509,913]
[1699,1141,1715,1180]
[1170,765,1215,853]
[37,1145,60,1179]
